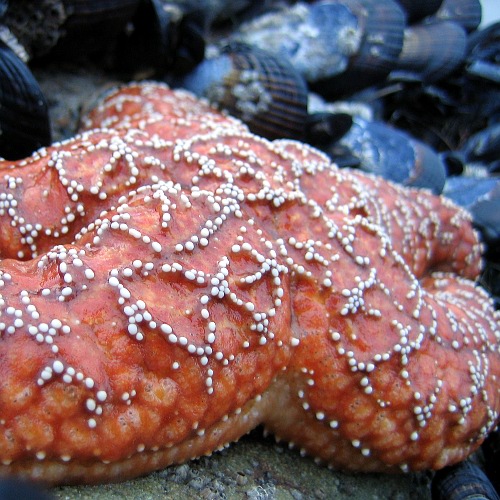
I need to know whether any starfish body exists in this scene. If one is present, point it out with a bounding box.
[0,83,499,484]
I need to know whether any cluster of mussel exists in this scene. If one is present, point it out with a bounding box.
[0,1,499,495]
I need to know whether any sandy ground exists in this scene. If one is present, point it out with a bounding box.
[52,431,433,499]
[31,61,434,499]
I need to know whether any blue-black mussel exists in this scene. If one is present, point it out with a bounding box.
[444,176,500,243]
[466,20,500,84]
[0,39,51,160]
[430,0,482,33]
[307,111,447,194]
[112,0,206,77]
[390,20,467,83]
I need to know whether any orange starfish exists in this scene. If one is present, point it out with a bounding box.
[0,83,498,485]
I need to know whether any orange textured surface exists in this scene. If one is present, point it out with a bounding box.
[0,83,499,484]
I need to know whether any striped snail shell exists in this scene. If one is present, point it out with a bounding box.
[176,42,309,140]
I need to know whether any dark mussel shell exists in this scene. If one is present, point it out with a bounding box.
[431,0,482,32]
[444,175,500,244]
[0,477,54,500]
[465,181,500,244]
[480,256,500,310]
[444,175,499,209]
[467,20,500,58]
[335,117,447,193]
[205,0,258,26]
[311,0,406,98]
[2,0,140,60]
[176,42,309,140]
[431,460,500,500]
[390,21,467,83]
[0,0,7,18]
[394,0,443,24]
[466,21,500,84]
[466,59,500,84]
[113,0,206,77]
[461,123,500,173]
[228,0,405,98]
[306,112,354,146]
[380,43,498,154]
[53,0,141,57]
[0,39,51,160]
[482,427,500,493]
[441,124,500,176]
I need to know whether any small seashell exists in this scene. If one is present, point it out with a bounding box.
[431,460,500,500]
[336,117,447,193]
[390,21,467,82]
[0,39,51,160]
[431,0,482,32]
[176,42,309,140]
[394,0,443,24]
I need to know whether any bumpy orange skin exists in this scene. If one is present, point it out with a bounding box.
[0,83,499,484]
